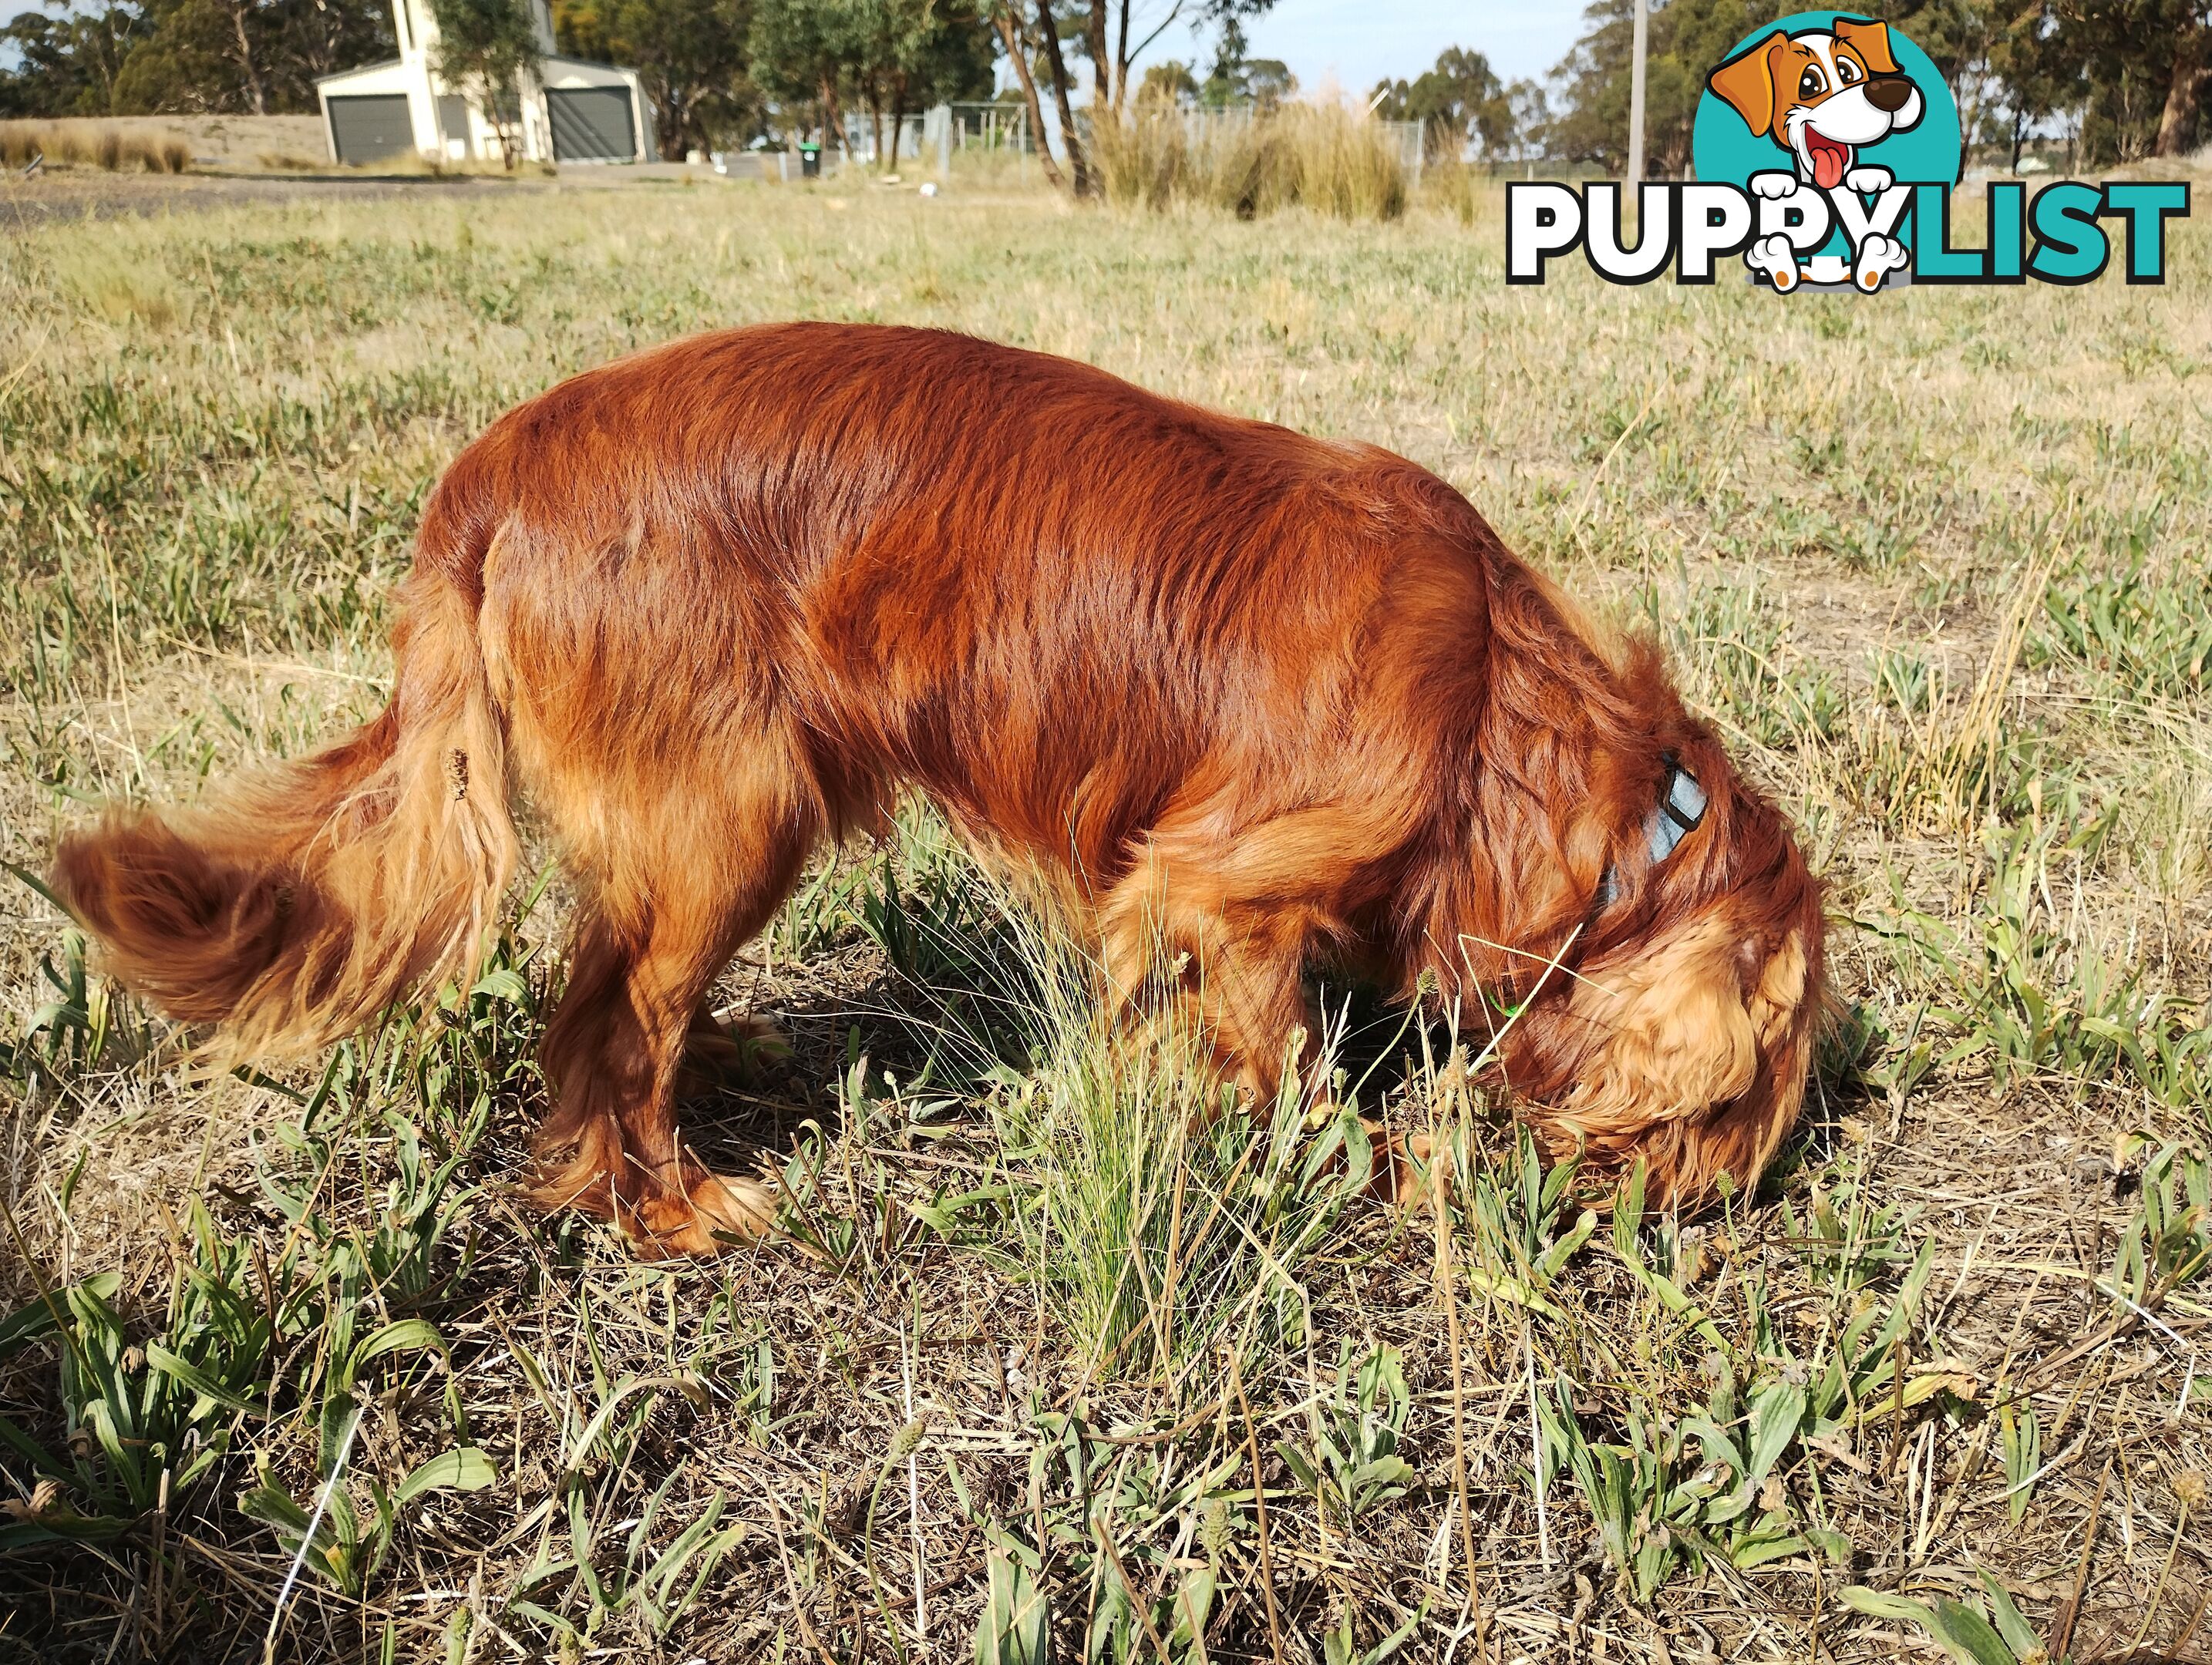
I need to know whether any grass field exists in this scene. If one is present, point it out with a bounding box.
[2,167,2210,1664]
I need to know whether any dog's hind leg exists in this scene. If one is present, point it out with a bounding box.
[529,758,816,1256]
[676,1003,790,1098]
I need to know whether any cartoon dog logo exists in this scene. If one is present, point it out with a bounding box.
[1706,18,1925,291]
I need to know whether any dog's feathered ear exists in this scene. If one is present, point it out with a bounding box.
[1832,17,1901,75]
[1707,32,1789,138]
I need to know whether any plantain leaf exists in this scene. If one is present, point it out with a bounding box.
[1929,1599,2018,1665]
[143,1344,262,1414]
[350,1320,449,1375]
[470,968,532,1005]
[0,1274,121,1359]
[394,1447,497,1506]
[1839,1586,1944,1626]
[1746,1380,1806,1488]
[1977,1569,2043,1661]
[975,1541,1052,1665]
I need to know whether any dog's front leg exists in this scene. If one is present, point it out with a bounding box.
[1096,806,1383,1120]
[1098,858,1317,1120]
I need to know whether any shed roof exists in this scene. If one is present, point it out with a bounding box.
[316,57,406,87]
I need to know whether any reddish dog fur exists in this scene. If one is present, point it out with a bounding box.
[54,323,1824,1253]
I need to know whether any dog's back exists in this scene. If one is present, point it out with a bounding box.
[439,322,1504,893]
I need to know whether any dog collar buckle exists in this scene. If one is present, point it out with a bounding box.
[1648,761,1707,864]
[1596,759,1706,909]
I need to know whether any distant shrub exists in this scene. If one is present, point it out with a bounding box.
[1094,101,1406,221]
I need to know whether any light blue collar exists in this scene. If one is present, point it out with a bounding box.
[1648,761,1708,864]
[1596,760,1706,909]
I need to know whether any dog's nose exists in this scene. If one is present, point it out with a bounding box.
[1865,75,1915,112]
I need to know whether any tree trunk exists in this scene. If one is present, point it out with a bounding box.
[652,79,678,160]
[1034,0,1091,195]
[888,73,908,170]
[2153,22,2207,156]
[1113,0,1131,116]
[995,9,1066,190]
[820,73,847,159]
[230,0,266,116]
[1085,0,1109,113]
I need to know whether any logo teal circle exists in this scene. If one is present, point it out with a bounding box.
[1692,12,1961,254]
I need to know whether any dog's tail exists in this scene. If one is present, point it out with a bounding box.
[52,570,517,1058]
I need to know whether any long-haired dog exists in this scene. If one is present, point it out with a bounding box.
[54,324,1823,1254]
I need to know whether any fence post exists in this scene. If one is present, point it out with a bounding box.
[924,105,951,180]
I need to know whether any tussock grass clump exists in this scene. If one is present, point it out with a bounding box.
[1093,101,1406,220]
[45,245,187,328]
[1417,157,1491,224]
[0,119,190,173]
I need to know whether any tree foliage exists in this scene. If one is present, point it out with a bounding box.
[1,0,392,117]
[425,0,540,164]
[554,0,764,159]
[1197,17,1290,107]
[1072,0,1275,115]
[747,0,992,161]
[19,0,2187,174]
[1370,45,1534,159]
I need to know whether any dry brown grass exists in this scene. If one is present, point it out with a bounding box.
[1093,100,1408,220]
[0,175,2207,1664]
[0,119,190,173]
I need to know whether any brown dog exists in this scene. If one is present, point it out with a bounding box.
[54,324,1823,1253]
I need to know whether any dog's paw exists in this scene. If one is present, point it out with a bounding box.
[1852,232,1909,291]
[677,1004,790,1096]
[689,1172,777,1240]
[1750,170,1800,200]
[1745,233,1803,291]
[1843,163,1894,194]
[1352,1118,1444,1210]
[635,1172,777,1256]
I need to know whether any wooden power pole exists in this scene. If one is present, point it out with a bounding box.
[1627,0,1648,188]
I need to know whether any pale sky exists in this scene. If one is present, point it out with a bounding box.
[2,2,1591,92]
[1130,0,1587,95]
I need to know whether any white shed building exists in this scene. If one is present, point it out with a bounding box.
[317,0,654,167]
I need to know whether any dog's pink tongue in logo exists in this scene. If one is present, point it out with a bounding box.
[1806,131,1848,189]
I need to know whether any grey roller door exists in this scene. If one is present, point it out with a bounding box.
[547,86,635,162]
[328,94,415,165]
